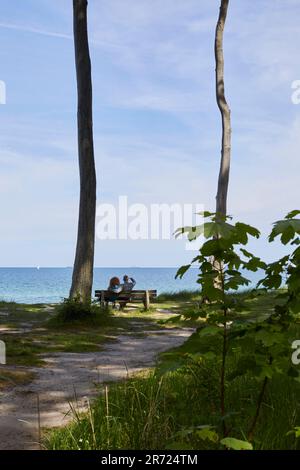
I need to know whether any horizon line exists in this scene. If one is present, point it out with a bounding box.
[0,266,198,269]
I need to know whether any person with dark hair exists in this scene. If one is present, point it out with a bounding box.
[107,276,122,303]
[122,275,136,292]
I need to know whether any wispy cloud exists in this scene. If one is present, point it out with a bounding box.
[0,21,72,40]
[0,0,300,266]
[0,20,142,53]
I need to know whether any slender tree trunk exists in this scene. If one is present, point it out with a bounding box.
[70,0,96,302]
[220,320,228,436]
[214,1,231,432]
[215,0,231,217]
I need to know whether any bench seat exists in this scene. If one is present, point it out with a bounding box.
[95,289,157,310]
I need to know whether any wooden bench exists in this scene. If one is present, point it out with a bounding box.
[94,289,157,310]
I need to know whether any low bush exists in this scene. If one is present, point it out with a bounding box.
[51,297,112,326]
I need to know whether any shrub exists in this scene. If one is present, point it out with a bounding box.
[52,297,112,325]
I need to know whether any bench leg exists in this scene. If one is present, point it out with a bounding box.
[144,290,150,310]
[100,290,105,307]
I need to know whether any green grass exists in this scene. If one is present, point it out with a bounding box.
[46,342,300,450]
[1,329,119,367]
[0,300,143,369]
[156,290,200,302]
[0,297,180,373]
[46,290,300,450]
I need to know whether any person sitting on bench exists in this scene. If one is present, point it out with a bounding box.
[116,275,136,310]
[122,275,136,292]
[107,277,122,304]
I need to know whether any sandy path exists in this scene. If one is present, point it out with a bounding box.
[0,323,193,450]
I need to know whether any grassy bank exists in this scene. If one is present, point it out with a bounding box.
[46,290,300,450]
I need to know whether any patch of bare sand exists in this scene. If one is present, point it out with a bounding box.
[0,323,193,450]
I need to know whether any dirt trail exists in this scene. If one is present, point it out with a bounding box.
[0,323,193,450]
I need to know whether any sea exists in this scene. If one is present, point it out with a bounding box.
[0,267,262,304]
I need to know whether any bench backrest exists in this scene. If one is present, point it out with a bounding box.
[95,289,157,300]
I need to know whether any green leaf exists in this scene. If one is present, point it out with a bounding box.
[200,261,214,273]
[240,248,253,258]
[175,264,191,279]
[199,325,222,336]
[214,221,236,239]
[225,269,241,276]
[281,225,295,245]
[285,210,300,219]
[288,297,300,314]
[198,351,218,361]
[202,222,219,239]
[220,437,253,451]
[235,222,260,244]
[269,219,300,243]
[197,211,215,219]
[201,239,222,257]
[256,365,274,380]
[225,274,250,290]
[200,281,224,301]
[174,226,202,241]
[255,330,284,347]
[242,252,266,272]
[259,274,282,290]
[293,427,300,438]
[196,427,219,443]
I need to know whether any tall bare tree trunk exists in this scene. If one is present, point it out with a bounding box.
[214,0,231,435]
[70,0,96,302]
[215,0,231,217]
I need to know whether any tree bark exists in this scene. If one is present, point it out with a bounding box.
[215,0,231,217]
[70,0,96,302]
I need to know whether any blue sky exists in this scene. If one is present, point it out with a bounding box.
[0,0,299,267]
